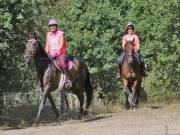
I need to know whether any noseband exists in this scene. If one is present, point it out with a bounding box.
[27,39,39,58]
[125,43,134,56]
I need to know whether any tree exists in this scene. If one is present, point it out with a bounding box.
[0,0,43,111]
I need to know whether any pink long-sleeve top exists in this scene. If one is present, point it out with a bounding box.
[46,29,68,58]
[122,34,140,52]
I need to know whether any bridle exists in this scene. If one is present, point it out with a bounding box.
[28,39,39,58]
[125,42,134,57]
[25,39,48,61]
[124,42,136,73]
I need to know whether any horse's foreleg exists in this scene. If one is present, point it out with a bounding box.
[36,92,48,122]
[124,89,130,110]
[122,79,131,109]
[48,93,59,119]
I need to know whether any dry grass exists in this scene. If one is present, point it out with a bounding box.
[1,95,180,129]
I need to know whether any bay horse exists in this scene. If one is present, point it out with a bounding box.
[24,36,93,121]
[119,41,142,110]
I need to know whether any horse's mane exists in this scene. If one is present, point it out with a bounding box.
[35,39,48,58]
[31,32,48,58]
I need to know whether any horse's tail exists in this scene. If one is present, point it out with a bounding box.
[85,70,93,109]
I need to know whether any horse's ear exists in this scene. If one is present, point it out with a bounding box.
[33,32,38,40]
[74,48,78,56]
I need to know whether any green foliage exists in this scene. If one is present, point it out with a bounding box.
[56,0,180,102]
[60,0,123,97]
[0,0,41,93]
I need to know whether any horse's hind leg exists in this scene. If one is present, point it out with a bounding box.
[48,93,59,119]
[74,89,85,117]
[122,79,130,110]
[135,91,140,108]
[134,88,140,108]
[131,87,138,109]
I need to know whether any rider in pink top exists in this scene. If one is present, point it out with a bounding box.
[122,33,140,53]
[45,19,72,85]
[47,29,67,58]
[117,22,148,79]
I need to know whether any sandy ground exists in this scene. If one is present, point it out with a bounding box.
[0,104,180,135]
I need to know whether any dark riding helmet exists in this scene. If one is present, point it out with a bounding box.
[126,21,134,30]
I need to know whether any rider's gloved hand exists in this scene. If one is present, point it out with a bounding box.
[134,49,140,53]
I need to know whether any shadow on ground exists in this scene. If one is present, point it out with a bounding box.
[0,105,112,129]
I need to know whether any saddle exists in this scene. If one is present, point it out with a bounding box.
[52,56,74,88]
[119,52,141,66]
[52,56,74,71]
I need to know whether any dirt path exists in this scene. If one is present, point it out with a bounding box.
[1,104,180,135]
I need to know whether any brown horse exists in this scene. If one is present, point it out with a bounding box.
[24,37,93,121]
[119,41,142,110]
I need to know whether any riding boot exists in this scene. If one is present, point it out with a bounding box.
[137,52,148,77]
[63,67,72,88]
[116,51,125,79]
[143,64,148,76]
[141,59,148,77]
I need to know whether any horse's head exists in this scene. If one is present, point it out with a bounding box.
[125,40,134,56]
[24,37,39,62]
[124,39,136,66]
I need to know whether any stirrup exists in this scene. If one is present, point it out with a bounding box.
[116,73,121,79]
[142,71,148,77]
[65,80,72,88]
[144,64,148,70]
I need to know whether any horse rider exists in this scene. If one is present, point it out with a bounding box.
[117,21,148,79]
[45,18,72,86]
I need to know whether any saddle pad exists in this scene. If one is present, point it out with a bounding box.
[54,59,73,71]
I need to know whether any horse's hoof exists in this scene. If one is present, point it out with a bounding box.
[83,110,88,115]
[132,108,136,111]
[125,102,130,110]
[78,113,83,119]
[57,116,61,122]
[32,120,40,127]
[125,106,130,110]
[78,111,88,119]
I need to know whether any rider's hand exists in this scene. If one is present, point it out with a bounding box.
[135,49,140,53]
